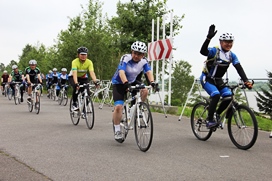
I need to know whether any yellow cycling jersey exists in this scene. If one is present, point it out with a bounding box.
[71,58,94,78]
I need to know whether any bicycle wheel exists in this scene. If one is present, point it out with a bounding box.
[14,89,18,105]
[84,96,95,129]
[62,91,68,106]
[35,93,40,114]
[191,102,213,141]
[134,102,153,152]
[69,98,80,125]
[227,104,258,150]
[7,88,12,100]
[58,91,62,105]
[112,105,128,143]
[28,100,33,112]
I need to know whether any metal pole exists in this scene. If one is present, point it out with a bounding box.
[155,17,160,83]
[151,19,154,72]
[162,15,165,105]
[168,12,173,106]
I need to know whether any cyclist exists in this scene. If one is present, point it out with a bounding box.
[70,46,99,110]
[10,65,25,102]
[200,24,253,128]
[57,68,69,97]
[111,41,157,142]
[50,68,59,100]
[25,60,43,101]
[1,70,10,95]
[46,70,53,97]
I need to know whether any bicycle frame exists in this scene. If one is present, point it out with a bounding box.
[76,84,89,115]
[124,85,152,129]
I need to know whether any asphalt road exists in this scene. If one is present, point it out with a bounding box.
[0,94,272,181]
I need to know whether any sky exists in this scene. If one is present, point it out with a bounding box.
[0,0,271,81]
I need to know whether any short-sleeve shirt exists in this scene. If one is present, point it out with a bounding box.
[11,70,23,81]
[71,58,94,78]
[111,54,151,84]
[1,74,9,82]
[25,66,40,83]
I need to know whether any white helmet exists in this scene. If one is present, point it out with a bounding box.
[12,65,18,70]
[61,68,67,72]
[131,41,147,53]
[52,68,57,71]
[219,33,235,41]
[49,70,52,74]
[29,59,37,65]
[3,70,7,73]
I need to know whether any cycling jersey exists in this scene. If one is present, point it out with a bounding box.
[1,74,9,82]
[58,73,68,85]
[51,72,59,84]
[25,66,40,83]
[46,73,53,82]
[202,47,239,78]
[11,70,23,82]
[111,54,151,84]
[71,58,94,78]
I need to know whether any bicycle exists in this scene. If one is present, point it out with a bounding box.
[90,80,113,109]
[191,80,258,150]
[58,84,68,106]
[5,83,12,100]
[13,82,22,105]
[69,83,95,129]
[51,83,57,101]
[27,83,42,114]
[113,84,153,152]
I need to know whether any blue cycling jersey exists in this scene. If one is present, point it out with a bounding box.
[111,54,151,84]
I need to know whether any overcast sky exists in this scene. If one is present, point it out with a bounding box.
[0,0,271,81]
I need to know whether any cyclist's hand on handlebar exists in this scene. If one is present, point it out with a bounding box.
[244,81,253,89]
[151,82,160,92]
[124,82,131,92]
[74,83,80,90]
[94,80,100,88]
[207,24,217,40]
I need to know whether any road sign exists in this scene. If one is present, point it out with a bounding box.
[148,38,173,61]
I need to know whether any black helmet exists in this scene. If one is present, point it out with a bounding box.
[77,47,88,54]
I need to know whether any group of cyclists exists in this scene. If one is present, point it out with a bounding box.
[0,24,254,144]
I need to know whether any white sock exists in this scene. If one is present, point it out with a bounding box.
[114,125,120,132]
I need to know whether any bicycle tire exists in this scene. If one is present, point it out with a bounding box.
[35,93,40,114]
[69,98,80,125]
[191,102,213,141]
[14,89,18,105]
[85,96,95,129]
[28,100,33,112]
[227,104,258,150]
[62,91,68,106]
[7,88,12,100]
[58,92,62,105]
[134,102,153,152]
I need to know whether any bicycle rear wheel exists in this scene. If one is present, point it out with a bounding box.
[69,98,80,125]
[62,91,68,106]
[227,104,258,150]
[84,96,95,129]
[35,93,40,114]
[191,102,213,141]
[134,102,153,152]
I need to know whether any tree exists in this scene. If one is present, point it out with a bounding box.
[255,71,272,119]
[169,60,195,106]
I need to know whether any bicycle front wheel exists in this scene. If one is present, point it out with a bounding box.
[35,93,40,114]
[134,102,153,152]
[8,88,12,100]
[227,104,258,150]
[14,89,18,105]
[84,96,94,129]
[58,92,63,105]
[191,102,213,141]
[62,91,68,106]
[69,98,80,125]
[28,100,33,112]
